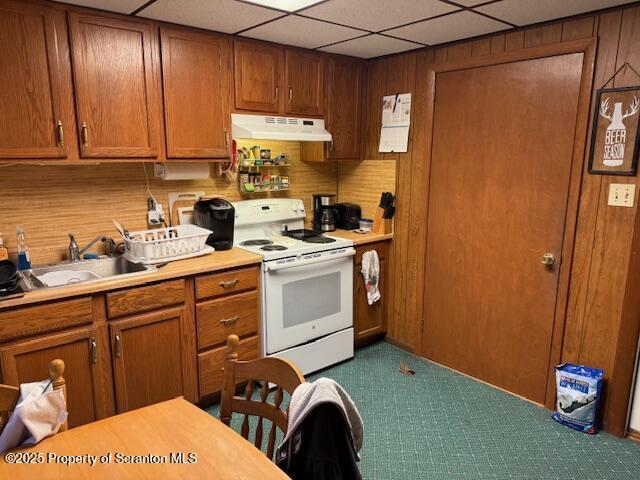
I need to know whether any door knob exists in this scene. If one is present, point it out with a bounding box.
[540,253,555,266]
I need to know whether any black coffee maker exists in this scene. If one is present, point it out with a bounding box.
[313,194,338,232]
[193,198,235,250]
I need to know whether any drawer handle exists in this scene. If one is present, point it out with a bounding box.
[115,333,122,358]
[90,337,98,364]
[219,316,239,326]
[219,279,239,289]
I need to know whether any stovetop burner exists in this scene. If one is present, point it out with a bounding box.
[240,239,273,246]
[284,229,323,241]
[260,245,288,251]
[303,236,336,244]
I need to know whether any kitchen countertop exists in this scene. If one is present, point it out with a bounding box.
[330,229,394,245]
[0,248,263,310]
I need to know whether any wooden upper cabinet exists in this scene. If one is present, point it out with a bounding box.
[68,12,161,158]
[326,56,363,159]
[161,28,232,158]
[286,49,324,116]
[0,1,75,159]
[234,39,284,113]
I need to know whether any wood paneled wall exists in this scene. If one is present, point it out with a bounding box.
[362,5,640,435]
[0,140,337,264]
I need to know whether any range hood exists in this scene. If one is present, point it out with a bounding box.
[231,113,332,142]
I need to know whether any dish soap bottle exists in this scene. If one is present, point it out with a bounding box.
[16,226,31,270]
[0,233,8,261]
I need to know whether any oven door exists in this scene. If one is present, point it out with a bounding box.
[262,248,354,354]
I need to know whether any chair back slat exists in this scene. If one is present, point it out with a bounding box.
[221,335,304,460]
[266,386,283,459]
[240,381,254,439]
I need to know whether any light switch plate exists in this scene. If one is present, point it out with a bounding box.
[608,184,636,208]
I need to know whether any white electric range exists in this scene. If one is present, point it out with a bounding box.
[233,198,355,375]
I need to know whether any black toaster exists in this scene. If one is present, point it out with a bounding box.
[334,203,361,230]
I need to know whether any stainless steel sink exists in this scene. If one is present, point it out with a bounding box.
[20,256,156,290]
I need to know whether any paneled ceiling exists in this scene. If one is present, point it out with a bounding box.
[56,0,638,58]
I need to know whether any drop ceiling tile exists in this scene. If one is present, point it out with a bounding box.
[300,0,459,32]
[240,15,366,49]
[384,10,509,45]
[137,0,284,34]
[319,34,422,59]
[476,0,637,26]
[244,0,326,12]
[53,0,147,14]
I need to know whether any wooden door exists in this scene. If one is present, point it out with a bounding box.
[286,49,324,116]
[234,39,284,113]
[0,1,75,159]
[68,12,160,158]
[0,326,114,428]
[421,53,586,403]
[161,28,232,158]
[110,307,186,413]
[326,56,362,159]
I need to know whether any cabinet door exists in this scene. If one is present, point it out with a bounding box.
[234,39,284,113]
[68,12,161,158]
[0,1,74,159]
[327,56,362,159]
[286,49,324,116]
[161,28,232,158]
[110,307,190,413]
[0,326,114,428]
[354,259,386,344]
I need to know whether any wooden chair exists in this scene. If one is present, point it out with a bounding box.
[0,359,67,435]
[220,335,305,460]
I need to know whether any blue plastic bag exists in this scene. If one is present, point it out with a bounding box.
[552,363,604,434]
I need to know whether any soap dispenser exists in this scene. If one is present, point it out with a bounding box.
[16,226,31,270]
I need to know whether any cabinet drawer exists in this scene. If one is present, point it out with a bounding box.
[0,298,94,343]
[195,266,258,301]
[355,241,387,264]
[107,280,185,319]
[196,290,258,350]
[198,335,259,397]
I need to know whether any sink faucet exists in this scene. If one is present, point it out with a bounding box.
[68,234,116,262]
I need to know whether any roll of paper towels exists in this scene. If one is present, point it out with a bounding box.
[154,163,211,180]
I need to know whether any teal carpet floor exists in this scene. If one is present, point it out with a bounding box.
[206,341,640,479]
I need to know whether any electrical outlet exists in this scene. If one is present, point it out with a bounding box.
[147,197,165,225]
[608,184,636,208]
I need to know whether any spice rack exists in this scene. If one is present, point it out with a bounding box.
[239,161,290,194]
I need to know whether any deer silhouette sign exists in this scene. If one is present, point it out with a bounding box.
[599,94,639,167]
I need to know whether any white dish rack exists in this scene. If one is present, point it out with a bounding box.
[122,224,213,264]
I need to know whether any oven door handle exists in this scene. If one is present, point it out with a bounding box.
[265,249,355,272]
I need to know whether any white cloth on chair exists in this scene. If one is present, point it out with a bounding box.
[361,250,381,305]
[0,380,68,453]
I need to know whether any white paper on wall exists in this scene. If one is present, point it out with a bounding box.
[379,93,411,153]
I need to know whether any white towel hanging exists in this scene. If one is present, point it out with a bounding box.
[361,250,381,305]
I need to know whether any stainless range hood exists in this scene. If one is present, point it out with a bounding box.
[231,113,332,142]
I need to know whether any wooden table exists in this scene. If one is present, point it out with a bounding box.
[0,398,289,479]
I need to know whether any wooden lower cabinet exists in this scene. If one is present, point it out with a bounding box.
[354,242,388,346]
[0,325,114,428]
[109,306,191,413]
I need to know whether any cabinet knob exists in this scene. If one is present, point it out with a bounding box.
[90,338,98,364]
[81,122,89,146]
[219,316,239,326]
[288,87,293,103]
[56,120,64,147]
[274,86,279,101]
[219,279,238,289]
[540,253,555,266]
[115,333,122,358]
